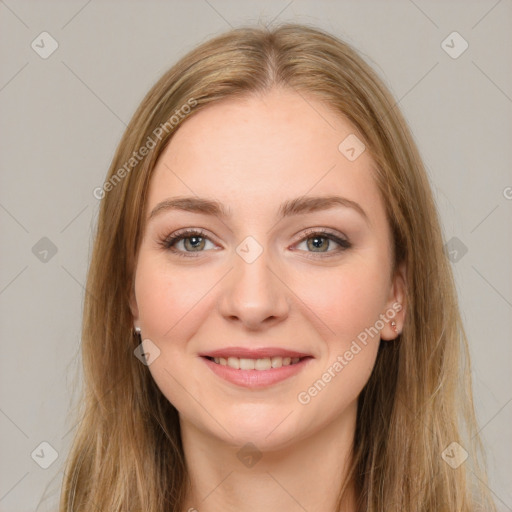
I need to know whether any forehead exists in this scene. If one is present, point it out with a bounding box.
[146,88,385,226]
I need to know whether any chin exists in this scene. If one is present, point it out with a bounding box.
[209,409,309,452]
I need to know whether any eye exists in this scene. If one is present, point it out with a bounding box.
[292,228,352,258]
[158,229,216,258]
[158,227,352,259]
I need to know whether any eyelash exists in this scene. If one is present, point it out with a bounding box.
[158,228,352,259]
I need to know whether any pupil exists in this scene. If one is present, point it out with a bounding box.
[309,236,327,251]
[186,236,203,250]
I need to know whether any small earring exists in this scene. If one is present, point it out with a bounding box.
[390,321,398,333]
[133,326,141,337]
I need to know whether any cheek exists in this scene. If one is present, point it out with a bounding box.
[134,254,211,340]
[133,256,214,413]
[292,263,387,417]
[294,257,390,346]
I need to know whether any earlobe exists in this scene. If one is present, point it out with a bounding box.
[130,294,141,337]
[381,260,407,341]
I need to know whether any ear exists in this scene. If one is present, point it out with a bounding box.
[129,280,139,325]
[380,260,407,341]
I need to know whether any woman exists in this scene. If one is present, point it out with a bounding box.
[59,23,496,511]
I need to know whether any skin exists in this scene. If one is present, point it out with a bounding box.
[130,87,407,512]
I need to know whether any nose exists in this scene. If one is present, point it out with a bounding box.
[218,245,290,330]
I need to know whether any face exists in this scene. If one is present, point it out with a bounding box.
[130,87,406,450]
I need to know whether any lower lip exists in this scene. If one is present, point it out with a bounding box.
[201,356,313,388]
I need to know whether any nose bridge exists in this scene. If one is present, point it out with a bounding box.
[219,235,289,327]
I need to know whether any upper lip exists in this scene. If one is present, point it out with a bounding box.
[199,347,312,359]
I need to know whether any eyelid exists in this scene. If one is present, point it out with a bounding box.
[290,227,352,257]
[293,226,348,243]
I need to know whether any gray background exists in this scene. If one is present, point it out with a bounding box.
[0,1,511,511]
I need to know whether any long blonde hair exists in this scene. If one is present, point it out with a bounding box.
[59,23,496,511]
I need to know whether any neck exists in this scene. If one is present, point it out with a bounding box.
[179,400,359,512]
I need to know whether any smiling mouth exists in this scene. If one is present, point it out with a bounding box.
[203,355,311,370]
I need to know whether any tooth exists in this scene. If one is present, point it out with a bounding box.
[271,356,283,368]
[214,355,302,370]
[227,357,240,369]
[255,358,272,370]
[239,358,255,370]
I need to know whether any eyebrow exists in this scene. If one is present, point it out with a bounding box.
[148,195,370,225]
